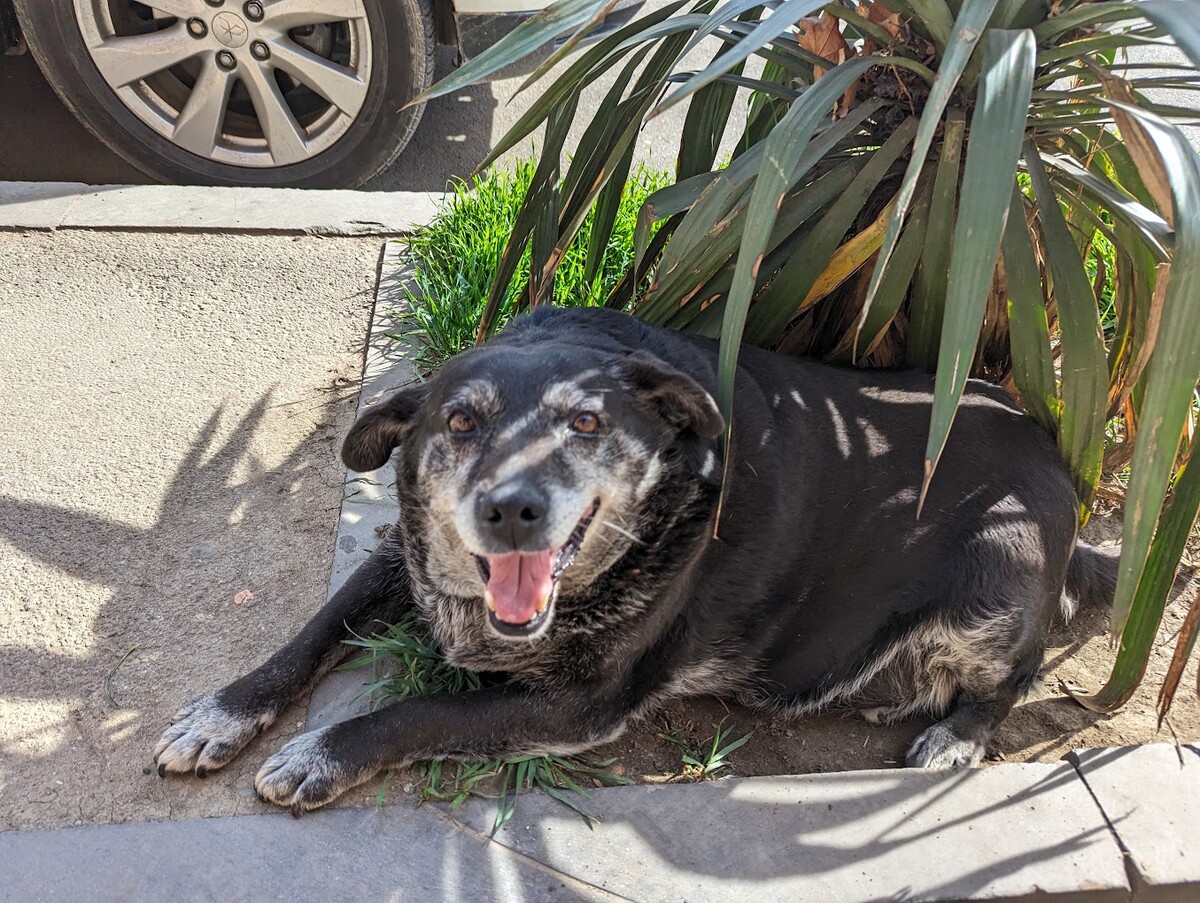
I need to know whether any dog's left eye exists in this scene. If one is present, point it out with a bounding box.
[448,411,477,434]
[570,412,600,434]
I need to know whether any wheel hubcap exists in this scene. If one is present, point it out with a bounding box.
[73,0,373,169]
[212,12,248,48]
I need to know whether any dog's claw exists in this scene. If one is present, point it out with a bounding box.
[254,727,374,814]
[153,695,275,778]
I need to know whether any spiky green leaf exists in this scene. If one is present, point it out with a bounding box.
[861,0,1002,338]
[416,0,611,102]
[922,28,1036,509]
[1000,189,1059,436]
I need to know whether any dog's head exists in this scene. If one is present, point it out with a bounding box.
[341,338,723,640]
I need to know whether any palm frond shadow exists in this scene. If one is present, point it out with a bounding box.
[0,386,353,764]
[462,755,1123,889]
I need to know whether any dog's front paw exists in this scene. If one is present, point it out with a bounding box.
[255,727,376,816]
[905,723,985,769]
[154,695,274,778]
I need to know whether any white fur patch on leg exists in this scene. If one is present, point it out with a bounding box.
[905,723,986,769]
[154,695,273,777]
[1059,591,1079,622]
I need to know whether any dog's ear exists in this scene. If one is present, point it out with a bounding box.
[341,383,428,472]
[615,351,725,438]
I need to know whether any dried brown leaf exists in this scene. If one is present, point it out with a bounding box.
[1157,587,1200,724]
[863,1,903,55]
[1091,65,1175,227]
[1108,261,1169,420]
[797,11,856,117]
[797,12,848,75]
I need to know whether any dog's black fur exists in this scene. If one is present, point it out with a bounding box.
[155,307,1118,813]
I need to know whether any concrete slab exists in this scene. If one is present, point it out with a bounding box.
[308,240,422,731]
[0,181,90,229]
[450,764,1129,902]
[0,182,441,235]
[1071,744,1200,901]
[0,805,617,902]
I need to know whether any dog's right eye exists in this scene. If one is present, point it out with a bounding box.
[448,411,476,434]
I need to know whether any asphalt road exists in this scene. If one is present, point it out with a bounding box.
[0,0,726,191]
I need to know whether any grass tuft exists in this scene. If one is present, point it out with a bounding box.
[342,615,631,831]
[400,160,670,372]
[659,718,753,782]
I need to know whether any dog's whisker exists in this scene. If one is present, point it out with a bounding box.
[605,507,636,527]
[600,520,644,544]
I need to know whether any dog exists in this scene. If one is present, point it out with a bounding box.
[154,305,1118,814]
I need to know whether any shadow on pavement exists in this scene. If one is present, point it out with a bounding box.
[0,385,359,830]
[445,760,1125,897]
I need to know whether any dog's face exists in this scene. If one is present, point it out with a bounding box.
[341,340,723,641]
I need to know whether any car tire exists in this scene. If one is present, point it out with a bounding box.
[14,0,435,188]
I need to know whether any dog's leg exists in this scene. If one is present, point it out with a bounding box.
[904,688,1018,769]
[254,683,630,814]
[154,545,412,778]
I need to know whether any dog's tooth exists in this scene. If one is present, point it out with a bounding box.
[484,590,496,612]
[537,592,551,614]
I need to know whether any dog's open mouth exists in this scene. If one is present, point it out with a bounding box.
[475,501,598,636]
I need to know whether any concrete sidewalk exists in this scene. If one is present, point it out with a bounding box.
[0,228,384,831]
[3,746,1198,901]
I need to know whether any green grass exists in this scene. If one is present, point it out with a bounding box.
[399,159,670,372]
[658,718,753,782]
[1085,225,1118,335]
[341,615,632,832]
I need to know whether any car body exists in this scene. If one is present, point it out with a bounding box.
[1,0,642,188]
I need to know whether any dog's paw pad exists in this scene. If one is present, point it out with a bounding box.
[254,728,373,814]
[153,695,273,777]
[905,723,985,769]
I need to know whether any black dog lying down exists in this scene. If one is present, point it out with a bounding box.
[155,306,1117,813]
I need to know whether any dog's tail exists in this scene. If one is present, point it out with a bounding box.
[1062,542,1120,621]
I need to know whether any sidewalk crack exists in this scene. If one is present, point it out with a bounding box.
[427,803,637,902]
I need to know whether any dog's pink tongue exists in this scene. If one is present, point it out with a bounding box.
[486,551,554,624]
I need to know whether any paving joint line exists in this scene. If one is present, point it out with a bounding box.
[0,181,445,235]
[1066,755,1139,900]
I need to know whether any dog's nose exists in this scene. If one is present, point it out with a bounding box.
[478,481,550,548]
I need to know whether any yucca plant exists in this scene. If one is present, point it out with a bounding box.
[415,0,1200,718]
